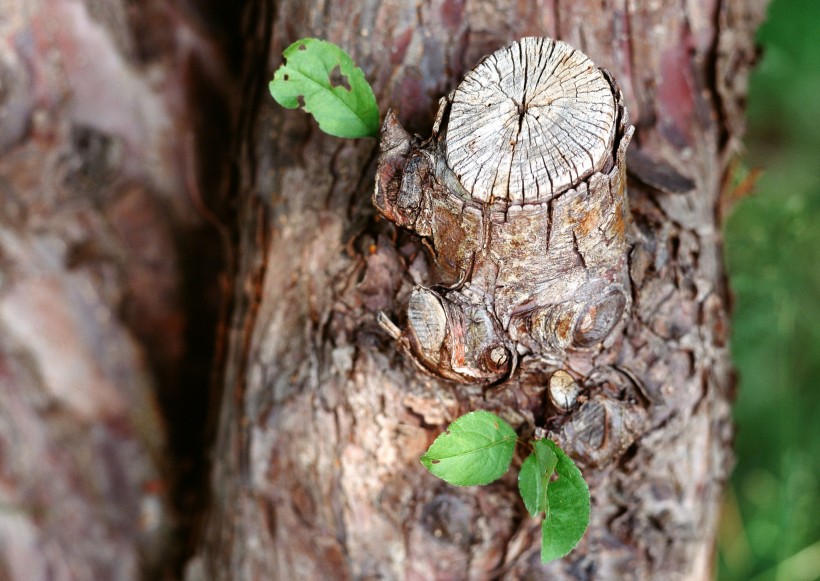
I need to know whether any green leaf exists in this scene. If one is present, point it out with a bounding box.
[518,440,558,517]
[539,439,590,563]
[269,38,379,139]
[420,411,517,486]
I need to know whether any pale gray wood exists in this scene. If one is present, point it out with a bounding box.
[549,369,581,411]
[445,37,616,205]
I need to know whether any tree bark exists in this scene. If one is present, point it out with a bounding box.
[0,0,244,578]
[0,0,766,579]
[189,0,766,580]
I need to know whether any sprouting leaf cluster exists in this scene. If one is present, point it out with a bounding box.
[421,410,590,564]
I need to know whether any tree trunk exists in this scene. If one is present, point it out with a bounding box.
[189,0,766,579]
[0,1,244,578]
[0,0,766,580]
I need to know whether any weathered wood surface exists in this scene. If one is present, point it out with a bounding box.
[190,1,766,580]
[375,38,632,385]
[445,38,617,204]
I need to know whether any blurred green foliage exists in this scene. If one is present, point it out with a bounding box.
[719,0,820,579]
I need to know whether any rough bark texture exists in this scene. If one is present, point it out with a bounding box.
[189,0,766,580]
[0,0,767,579]
[373,39,633,385]
[0,0,243,578]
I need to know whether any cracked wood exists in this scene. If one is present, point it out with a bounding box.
[375,37,633,384]
[446,38,617,204]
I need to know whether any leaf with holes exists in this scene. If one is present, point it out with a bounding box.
[420,411,517,486]
[518,439,558,517]
[539,439,590,563]
[269,38,379,138]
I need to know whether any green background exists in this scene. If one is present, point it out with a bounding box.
[718,0,820,579]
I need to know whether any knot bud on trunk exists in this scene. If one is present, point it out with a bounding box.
[375,37,633,384]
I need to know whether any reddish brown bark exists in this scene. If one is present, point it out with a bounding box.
[188,0,765,579]
[0,0,242,577]
[0,0,765,579]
